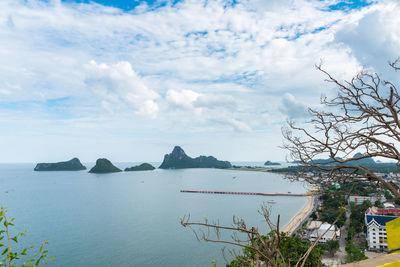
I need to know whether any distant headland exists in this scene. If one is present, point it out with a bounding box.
[159,146,232,169]
[34,158,86,171]
[264,161,281,166]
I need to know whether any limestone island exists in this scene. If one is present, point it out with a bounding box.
[264,161,281,166]
[89,158,122,173]
[159,146,232,169]
[34,158,86,171]
[125,163,155,171]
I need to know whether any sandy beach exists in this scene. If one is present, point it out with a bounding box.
[282,195,315,235]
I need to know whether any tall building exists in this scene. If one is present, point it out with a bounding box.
[365,207,400,251]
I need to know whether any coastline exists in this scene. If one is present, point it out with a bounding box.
[282,195,315,235]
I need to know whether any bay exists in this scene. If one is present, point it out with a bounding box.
[0,163,308,266]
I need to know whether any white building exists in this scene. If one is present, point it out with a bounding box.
[307,221,340,243]
[349,195,386,205]
[365,207,400,251]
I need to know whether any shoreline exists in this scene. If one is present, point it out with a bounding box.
[282,195,315,235]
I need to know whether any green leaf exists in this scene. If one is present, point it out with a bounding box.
[11,236,17,243]
[1,248,8,255]
[21,248,27,255]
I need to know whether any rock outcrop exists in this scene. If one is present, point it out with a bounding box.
[125,163,155,171]
[34,158,86,171]
[89,158,122,173]
[159,146,232,169]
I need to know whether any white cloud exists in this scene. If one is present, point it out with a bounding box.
[166,89,200,112]
[85,60,160,118]
[280,93,310,119]
[0,0,399,161]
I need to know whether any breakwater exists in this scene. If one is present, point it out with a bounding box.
[180,190,307,197]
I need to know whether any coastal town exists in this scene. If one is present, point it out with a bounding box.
[279,170,400,265]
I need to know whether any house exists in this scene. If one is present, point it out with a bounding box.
[365,207,400,251]
[307,221,340,243]
[349,195,386,205]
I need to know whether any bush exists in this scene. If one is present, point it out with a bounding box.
[0,207,53,267]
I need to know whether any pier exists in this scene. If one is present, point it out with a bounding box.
[180,190,307,197]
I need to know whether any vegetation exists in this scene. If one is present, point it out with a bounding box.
[0,208,53,267]
[320,240,339,256]
[34,158,86,171]
[89,158,122,173]
[124,163,155,171]
[345,241,367,263]
[227,233,323,267]
[347,201,371,240]
[159,146,232,169]
[318,191,346,227]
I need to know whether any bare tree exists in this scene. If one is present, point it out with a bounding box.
[180,206,288,267]
[283,59,400,199]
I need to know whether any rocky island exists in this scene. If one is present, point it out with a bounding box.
[89,158,122,173]
[34,158,86,171]
[264,161,281,166]
[159,146,232,169]
[125,163,155,171]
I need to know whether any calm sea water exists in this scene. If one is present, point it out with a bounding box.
[0,163,308,267]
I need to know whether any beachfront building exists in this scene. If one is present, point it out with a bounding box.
[365,207,400,251]
[307,221,340,243]
[349,195,386,205]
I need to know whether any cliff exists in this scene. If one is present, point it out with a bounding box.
[159,146,232,169]
[89,158,122,173]
[34,158,86,171]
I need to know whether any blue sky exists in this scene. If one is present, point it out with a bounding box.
[0,0,399,162]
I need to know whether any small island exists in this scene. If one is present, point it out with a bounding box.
[125,163,155,171]
[89,158,122,173]
[34,158,86,171]
[159,146,232,169]
[264,161,281,166]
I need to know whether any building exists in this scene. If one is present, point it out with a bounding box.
[365,207,400,251]
[350,195,386,205]
[307,221,340,243]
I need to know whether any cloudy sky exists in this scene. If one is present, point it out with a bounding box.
[0,0,399,163]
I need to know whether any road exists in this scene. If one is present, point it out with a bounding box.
[336,204,351,263]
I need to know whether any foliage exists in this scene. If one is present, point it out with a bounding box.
[227,233,324,267]
[345,241,367,263]
[0,207,53,267]
[384,190,394,200]
[347,201,371,240]
[320,240,339,256]
[318,191,346,227]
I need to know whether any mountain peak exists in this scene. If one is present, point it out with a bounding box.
[159,146,231,169]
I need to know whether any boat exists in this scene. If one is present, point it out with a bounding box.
[267,200,276,204]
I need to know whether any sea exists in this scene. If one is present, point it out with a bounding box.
[0,162,308,267]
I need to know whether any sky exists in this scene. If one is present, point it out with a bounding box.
[0,0,399,163]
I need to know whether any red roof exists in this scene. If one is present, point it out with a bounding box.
[366,207,400,216]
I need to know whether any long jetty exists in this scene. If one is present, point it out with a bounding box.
[180,190,307,197]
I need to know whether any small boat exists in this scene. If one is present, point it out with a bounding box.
[267,200,276,204]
